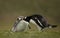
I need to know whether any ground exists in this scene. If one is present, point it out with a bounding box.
[0,23,60,38]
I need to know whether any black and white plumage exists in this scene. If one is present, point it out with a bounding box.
[11,14,57,32]
[11,16,30,32]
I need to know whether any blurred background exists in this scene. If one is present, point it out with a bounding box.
[0,0,60,30]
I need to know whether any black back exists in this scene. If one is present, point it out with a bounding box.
[24,14,49,29]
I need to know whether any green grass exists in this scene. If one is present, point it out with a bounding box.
[0,30,60,38]
[0,21,60,38]
[0,23,60,38]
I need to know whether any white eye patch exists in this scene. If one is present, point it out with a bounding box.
[18,18,22,20]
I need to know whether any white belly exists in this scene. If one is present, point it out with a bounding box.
[12,20,29,32]
[30,19,37,25]
[30,19,41,31]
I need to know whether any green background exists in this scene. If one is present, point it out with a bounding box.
[0,0,60,38]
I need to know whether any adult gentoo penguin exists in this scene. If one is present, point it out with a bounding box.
[11,14,57,32]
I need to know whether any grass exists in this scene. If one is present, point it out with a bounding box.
[0,23,60,38]
[0,30,60,38]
